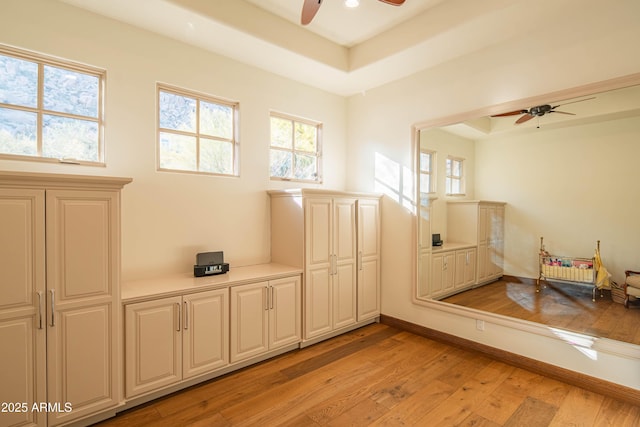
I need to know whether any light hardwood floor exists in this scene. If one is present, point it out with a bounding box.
[441,277,640,346]
[97,323,640,426]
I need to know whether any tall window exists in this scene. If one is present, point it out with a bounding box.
[157,84,238,176]
[446,156,465,195]
[270,112,321,182]
[0,45,105,164]
[419,150,435,196]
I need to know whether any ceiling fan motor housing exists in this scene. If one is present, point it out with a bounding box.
[529,105,553,116]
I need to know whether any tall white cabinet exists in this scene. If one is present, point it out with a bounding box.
[447,200,505,285]
[269,190,381,344]
[0,172,130,427]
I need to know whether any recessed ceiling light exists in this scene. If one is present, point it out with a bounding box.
[345,0,360,8]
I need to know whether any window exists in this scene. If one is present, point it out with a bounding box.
[446,156,465,195]
[0,45,105,164]
[157,84,238,176]
[419,150,435,196]
[269,112,321,182]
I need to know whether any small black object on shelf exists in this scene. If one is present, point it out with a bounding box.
[194,251,229,277]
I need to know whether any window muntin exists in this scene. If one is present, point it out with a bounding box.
[446,156,465,195]
[157,84,238,176]
[270,113,321,182]
[419,150,435,196]
[0,45,104,164]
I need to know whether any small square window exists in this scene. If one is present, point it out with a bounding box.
[270,113,321,182]
[157,84,239,176]
[446,156,465,195]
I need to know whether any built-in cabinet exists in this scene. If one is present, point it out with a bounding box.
[268,190,381,344]
[448,201,505,285]
[0,172,130,427]
[416,200,504,301]
[124,288,229,398]
[121,265,302,403]
[230,276,301,363]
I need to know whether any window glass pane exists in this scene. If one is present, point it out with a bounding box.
[294,122,316,152]
[451,179,461,194]
[294,153,316,180]
[200,138,233,174]
[420,152,431,172]
[0,55,37,108]
[270,117,292,149]
[159,131,196,170]
[0,107,37,155]
[159,91,196,132]
[270,149,292,178]
[452,159,461,177]
[43,65,99,117]
[42,114,98,161]
[200,101,232,139]
[446,158,452,176]
[420,174,431,194]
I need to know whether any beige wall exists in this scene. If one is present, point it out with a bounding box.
[0,0,348,280]
[3,0,640,391]
[346,0,640,389]
[476,115,640,284]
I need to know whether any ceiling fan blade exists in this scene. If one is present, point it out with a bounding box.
[550,110,576,116]
[515,114,535,124]
[492,110,528,117]
[379,0,406,5]
[552,96,596,109]
[301,0,322,25]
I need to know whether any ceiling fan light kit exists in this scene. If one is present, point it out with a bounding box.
[301,0,405,25]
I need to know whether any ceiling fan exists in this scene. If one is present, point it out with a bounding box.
[492,97,596,125]
[301,0,406,25]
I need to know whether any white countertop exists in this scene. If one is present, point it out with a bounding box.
[122,263,302,303]
[431,242,476,252]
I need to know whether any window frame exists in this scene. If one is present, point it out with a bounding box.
[0,44,106,165]
[445,156,465,196]
[269,111,322,183]
[156,83,240,177]
[419,149,436,195]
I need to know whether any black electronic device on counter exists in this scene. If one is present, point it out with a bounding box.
[194,251,229,277]
[432,233,443,247]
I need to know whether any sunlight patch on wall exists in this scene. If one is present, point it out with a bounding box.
[374,152,415,213]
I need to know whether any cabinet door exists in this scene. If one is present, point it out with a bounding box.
[269,276,301,350]
[332,198,357,329]
[304,198,332,339]
[464,248,477,286]
[125,296,182,398]
[431,253,445,297]
[46,190,120,425]
[357,199,380,321]
[183,289,229,380]
[442,252,456,294]
[125,297,182,397]
[0,189,46,427]
[230,282,269,363]
[454,250,467,289]
[489,206,505,278]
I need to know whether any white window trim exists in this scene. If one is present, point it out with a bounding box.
[419,149,436,195]
[156,83,240,177]
[446,156,465,196]
[0,44,106,166]
[269,111,322,183]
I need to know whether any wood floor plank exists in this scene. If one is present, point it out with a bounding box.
[503,396,557,427]
[96,324,640,427]
[549,387,604,426]
[442,278,640,346]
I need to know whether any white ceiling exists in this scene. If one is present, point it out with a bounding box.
[56,0,564,96]
[243,0,445,47]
